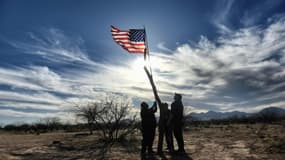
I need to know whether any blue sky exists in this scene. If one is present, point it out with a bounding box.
[1,0,285,124]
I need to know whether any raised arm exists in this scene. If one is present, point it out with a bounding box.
[144,66,162,106]
[150,101,157,113]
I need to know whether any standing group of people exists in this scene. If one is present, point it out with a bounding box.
[140,93,185,155]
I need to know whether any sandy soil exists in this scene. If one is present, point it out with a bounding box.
[0,123,284,160]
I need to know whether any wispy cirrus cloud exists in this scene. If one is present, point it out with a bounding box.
[6,28,105,68]
[1,15,285,124]
[212,0,235,34]
[240,0,284,27]
[150,16,285,112]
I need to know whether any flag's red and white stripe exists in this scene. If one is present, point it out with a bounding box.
[111,26,145,54]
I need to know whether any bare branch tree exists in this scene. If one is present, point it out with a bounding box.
[76,95,139,142]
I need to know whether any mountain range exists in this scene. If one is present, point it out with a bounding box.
[188,107,285,121]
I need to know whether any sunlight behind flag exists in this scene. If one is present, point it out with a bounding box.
[111,26,146,54]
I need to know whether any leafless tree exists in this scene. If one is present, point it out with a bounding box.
[39,117,61,131]
[76,102,103,135]
[76,96,139,142]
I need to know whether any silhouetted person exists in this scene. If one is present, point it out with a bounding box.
[157,102,169,154]
[143,66,167,155]
[140,101,157,155]
[171,93,185,153]
[165,108,174,153]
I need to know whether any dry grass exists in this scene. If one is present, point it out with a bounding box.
[0,123,284,160]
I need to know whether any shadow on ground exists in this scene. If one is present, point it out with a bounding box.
[141,151,193,160]
[9,133,193,160]
[9,134,112,160]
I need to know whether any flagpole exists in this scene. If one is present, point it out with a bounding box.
[143,30,165,152]
[143,26,147,61]
[144,26,153,76]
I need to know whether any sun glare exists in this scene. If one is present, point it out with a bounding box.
[127,57,163,84]
[131,58,146,70]
[125,58,147,83]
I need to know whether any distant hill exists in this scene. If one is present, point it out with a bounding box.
[188,111,249,121]
[253,107,285,119]
[259,107,285,116]
[187,107,285,121]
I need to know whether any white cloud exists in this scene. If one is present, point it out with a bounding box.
[157,42,173,53]
[1,16,285,124]
[0,109,56,118]
[0,109,76,124]
[7,28,105,68]
[0,90,62,109]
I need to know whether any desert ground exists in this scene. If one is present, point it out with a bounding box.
[0,123,284,160]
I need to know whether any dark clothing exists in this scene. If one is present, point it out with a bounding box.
[165,109,174,151]
[143,67,173,153]
[171,100,185,152]
[141,104,157,154]
[173,123,184,152]
[157,103,168,153]
[171,100,184,124]
[157,121,165,153]
[157,106,174,153]
[143,66,165,153]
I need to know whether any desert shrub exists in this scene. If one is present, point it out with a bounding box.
[40,117,61,131]
[2,123,30,133]
[267,141,285,153]
[76,95,139,143]
[17,124,32,133]
[3,124,17,131]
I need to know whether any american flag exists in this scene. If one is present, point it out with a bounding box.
[111,26,146,54]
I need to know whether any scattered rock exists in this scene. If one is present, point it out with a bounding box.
[52,140,62,145]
